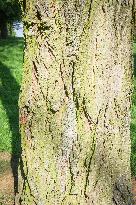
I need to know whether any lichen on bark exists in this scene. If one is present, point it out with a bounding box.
[16,0,134,205]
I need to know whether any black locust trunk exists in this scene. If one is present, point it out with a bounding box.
[16,1,134,204]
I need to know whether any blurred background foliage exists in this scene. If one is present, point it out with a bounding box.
[0,0,21,38]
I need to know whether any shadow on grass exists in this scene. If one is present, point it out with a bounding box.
[0,37,23,48]
[0,61,21,195]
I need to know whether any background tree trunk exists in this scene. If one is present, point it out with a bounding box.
[8,22,13,37]
[0,21,8,39]
[16,1,134,204]
[0,11,8,39]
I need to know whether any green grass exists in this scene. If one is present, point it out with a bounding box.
[0,37,23,155]
[0,37,136,176]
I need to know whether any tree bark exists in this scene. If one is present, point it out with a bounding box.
[16,1,134,204]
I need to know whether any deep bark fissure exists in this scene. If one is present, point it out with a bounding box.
[32,60,46,101]
[112,197,118,205]
[84,135,96,199]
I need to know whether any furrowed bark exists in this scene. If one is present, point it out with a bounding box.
[16,1,134,204]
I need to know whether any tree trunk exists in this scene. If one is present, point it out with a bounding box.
[9,22,13,37]
[0,21,8,39]
[16,1,134,204]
